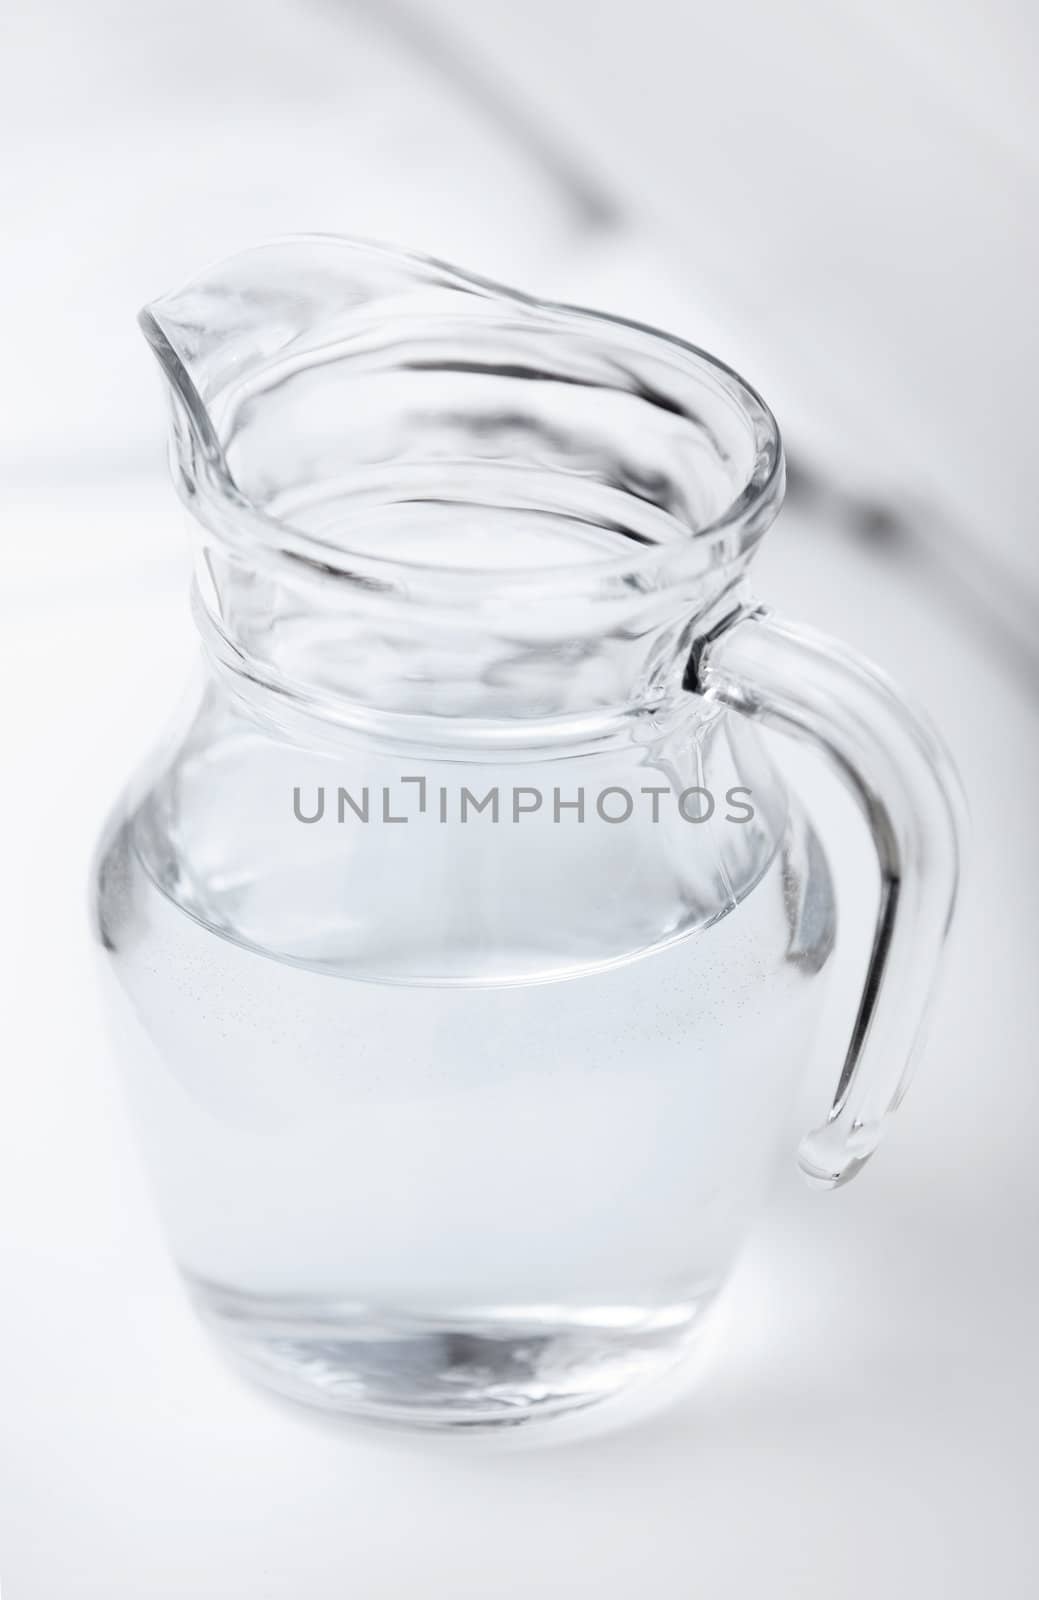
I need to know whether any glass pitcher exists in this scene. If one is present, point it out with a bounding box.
[92,237,963,1430]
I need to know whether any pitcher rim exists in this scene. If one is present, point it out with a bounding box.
[140,231,785,592]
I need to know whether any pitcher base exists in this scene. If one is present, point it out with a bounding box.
[186,1277,717,1431]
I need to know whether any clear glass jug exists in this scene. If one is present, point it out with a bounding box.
[93,237,963,1430]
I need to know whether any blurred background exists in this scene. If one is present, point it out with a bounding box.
[2,2,1037,1595]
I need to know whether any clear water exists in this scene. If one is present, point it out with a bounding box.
[98,808,830,1428]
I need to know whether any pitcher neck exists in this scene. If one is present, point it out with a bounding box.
[193,544,752,748]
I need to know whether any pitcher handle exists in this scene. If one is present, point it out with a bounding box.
[692,606,965,1188]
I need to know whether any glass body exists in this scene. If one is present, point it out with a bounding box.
[93,238,962,1430]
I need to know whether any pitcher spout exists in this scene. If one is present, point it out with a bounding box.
[139,236,395,504]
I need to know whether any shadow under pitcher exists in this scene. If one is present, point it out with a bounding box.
[92,237,964,1431]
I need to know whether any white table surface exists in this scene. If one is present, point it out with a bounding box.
[2,481,1036,1597]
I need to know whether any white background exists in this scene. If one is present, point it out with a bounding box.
[2,2,1037,1593]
